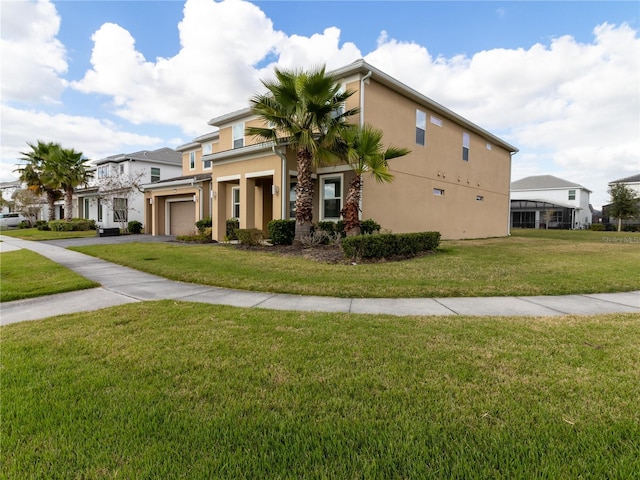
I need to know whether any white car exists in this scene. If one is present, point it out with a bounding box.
[0,213,27,228]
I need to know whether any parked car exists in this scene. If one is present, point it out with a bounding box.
[0,212,27,228]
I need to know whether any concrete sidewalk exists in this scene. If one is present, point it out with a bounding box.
[1,235,638,325]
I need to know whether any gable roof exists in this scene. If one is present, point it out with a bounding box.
[511,175,591,192]
[207,59,518,154]
[95,147,181,166]
[609,173,640,184]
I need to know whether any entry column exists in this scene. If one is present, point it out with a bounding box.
[240,176,255,229]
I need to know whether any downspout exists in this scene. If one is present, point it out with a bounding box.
[359,71,372,221]
[507,151,516,236]
[273,145,287,219]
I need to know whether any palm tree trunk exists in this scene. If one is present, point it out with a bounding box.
[65,188,73,221]
[294,148,314,242]
[342,174,362,236]
[618,217,622,232]
[46,190,57,222]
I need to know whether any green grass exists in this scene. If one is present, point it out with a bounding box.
[0,249,99,302]
[2,302,639,478]
[0,227,98,241]
[69,229,640,298]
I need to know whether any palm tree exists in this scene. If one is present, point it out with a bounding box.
[247,65,359,242]
[340,124,410,236]
[15,141,62,221]
[52,147,93,221]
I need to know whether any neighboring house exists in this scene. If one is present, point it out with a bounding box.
[145,59,518,240]
[0,180,22,214]
[602,173,640,227]
[143,131,218,235]
[76,148,182,229]
[510,175,592,229]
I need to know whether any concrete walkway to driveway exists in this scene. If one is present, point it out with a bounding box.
[1,234,638,325]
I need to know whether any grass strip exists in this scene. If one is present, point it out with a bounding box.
[70,230,640,298]
[2,302,639,478]
[0,249,99,302]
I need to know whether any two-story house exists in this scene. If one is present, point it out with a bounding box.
[602,173,640,227]
[510,174,593,229]
[76,147,182,229]
[145,59,518,240]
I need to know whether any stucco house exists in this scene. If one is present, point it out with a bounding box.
[145,59,518,240]
[602,173,640,227]
[510,175,592,229]
[76,148,182,229]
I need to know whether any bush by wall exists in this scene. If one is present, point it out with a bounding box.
[226,219,239,240]
[341,231,441,260]
[196,217,212,234]
[36,220,50,231]
[48,219,97,231]
[234,228,264,246]
[360,219,381,235]
[128,220,143,234]
[268,219,295,245]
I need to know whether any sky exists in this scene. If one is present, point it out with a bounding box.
[1,0,639,210]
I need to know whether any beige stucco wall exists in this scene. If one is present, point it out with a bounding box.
[144,181,211,236]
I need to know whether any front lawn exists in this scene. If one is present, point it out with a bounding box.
[70,229,640,298]
[0,249,99,302]
[2,302,638,478]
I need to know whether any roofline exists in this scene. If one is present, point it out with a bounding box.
[512,185,593,193]
[206,59,517,153]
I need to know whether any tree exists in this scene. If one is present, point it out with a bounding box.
[97,171,144,232]
[12,188,42,225]
[52,147,93,221]
[340,124,410,236]
[607,183,639,231]
[15,141,62,221]
[247,65,359,242]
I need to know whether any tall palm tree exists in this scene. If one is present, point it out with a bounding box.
[340,124,410,236]
[52,147,93,221]
[15,141,62,222]
[247,65,359,241]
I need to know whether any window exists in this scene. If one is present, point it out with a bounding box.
[462,132,470,161]
[332,84,346,118]
[433,188,445,196]
[322,176,342,219]
[486,142,493,151]
[98,200,103,222]
[430,115,442,127]
[84,198,90,219]
[203,159,212,170]
[550,210,562,223]
[568,190,576,200]
[97,166,109,179]
[416,110,426,146]
[203,143,212,155]
[119,164,125,174]
[113,198,127,223]
[189,152,195,170]
[232,187,240,219]
[151,167,160,182]
[476,195,484,202]
[289,182,297,219]
[233,123,244,149]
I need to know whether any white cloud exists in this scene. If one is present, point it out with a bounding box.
[0,0,68,104]
[1,105,164,182]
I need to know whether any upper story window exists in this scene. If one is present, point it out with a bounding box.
[119,164,125,174]
[233,123,244,149]
[416,110,426,146]
[97,165,110,179]
[568,190,576,200]
[462,132,470,161]
[203,143,213,155]
[430,115,442,127]
[203,159,212,170]
[189,152,195,170]
[151,167,160,183]
[332,84,346,118]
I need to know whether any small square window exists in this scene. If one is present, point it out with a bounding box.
[433,188,445,196]
[430,116,442,127]
[568,190,576,200]
[476,195,484,202]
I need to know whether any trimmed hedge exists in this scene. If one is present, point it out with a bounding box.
[235,228,264,246]
[341,231,441,260]
[128,220,143,234]
[48,219,96,231]
[196,217,212,234]
[268,219,295,245]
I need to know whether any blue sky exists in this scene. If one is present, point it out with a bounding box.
[1,0,639,209]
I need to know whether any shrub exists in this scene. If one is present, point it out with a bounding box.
[360,219,381,235]
[226,219,239,240]
[268,219,295,245]
[48,219,96,231]
[176,228,214,243]
[590,224,604,231]
[36,220,50,231]
[196,217,212,234]
[316,221,337,235]
[18,220,30,229]
[234,228,264,246]
[128,220,143,234]
[341,231,441,260]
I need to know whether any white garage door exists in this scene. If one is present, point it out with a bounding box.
[169,201,195,235]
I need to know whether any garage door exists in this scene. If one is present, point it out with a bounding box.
[169,201,195,235]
